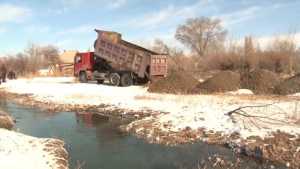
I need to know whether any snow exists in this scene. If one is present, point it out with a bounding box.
[0,129,67,169]
[31,77,75,83]
[2,78,300,141]
[227,89,254,95]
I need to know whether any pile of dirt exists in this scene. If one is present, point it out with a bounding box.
[241,70,280,94]
[147,71,201,94]
[197,71,241,93]
[274,73,300,95]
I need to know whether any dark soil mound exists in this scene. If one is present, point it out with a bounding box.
[274,73,300,95]
[197,71,241,93]
[241,70,280,94]
[147,71,201,94]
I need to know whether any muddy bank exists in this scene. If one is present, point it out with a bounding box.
[2,91,300,168]
[0,91,154,120]
[121,117,300,168]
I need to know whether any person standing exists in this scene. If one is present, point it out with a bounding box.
[1,64,7,82]
[0,66,2,85]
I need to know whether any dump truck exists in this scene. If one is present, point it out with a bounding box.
[73,29,167,86]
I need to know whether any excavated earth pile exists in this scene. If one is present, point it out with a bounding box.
[274,73,300,95]
[197,71,241,93]
[147,71,202,94]
[241,70,280,94]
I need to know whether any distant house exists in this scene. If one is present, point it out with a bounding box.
[60,50,78,77]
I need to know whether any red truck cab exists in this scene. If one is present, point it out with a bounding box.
[74,52,107,84]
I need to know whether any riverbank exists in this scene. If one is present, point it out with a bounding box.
[1,78,300,167]
[0,109,69,169]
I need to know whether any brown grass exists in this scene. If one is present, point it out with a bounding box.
[0,110,14,129]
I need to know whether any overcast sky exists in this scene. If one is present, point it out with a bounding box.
[0,0,299,56]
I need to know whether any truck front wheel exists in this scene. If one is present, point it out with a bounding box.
[79,72,88,83]
[109,73,120,86]
[120,73,133,87]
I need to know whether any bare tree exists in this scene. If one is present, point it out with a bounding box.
[151,38,194,71]
[152,38,185,58]
[24,43,44,74]
[267,28,297,73]
[1,54,15,71]
[43,45,60,75]
[175,17,228,57]
[152,38,169,55]
[244,35,257,72]
[15,53,28,75]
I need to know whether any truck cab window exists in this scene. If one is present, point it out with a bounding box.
[75,55,82,63]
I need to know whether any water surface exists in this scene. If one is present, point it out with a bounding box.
[0,100,282,169]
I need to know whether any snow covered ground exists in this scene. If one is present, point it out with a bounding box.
[1,78,300,142]
[0,129,68,169]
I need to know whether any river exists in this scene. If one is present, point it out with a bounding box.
[0,100,282,169]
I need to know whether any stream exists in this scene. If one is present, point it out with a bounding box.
[0,100,283,169]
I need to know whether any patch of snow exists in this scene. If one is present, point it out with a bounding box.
[198,78,205,82]
[0,129,67,169]
[31,77,75,83]
[290,93,300,97]
[2,79,300,142]
[289,133,298,141]
[227,89,254,95]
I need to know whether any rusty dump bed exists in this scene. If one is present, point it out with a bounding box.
[94,29,167,78]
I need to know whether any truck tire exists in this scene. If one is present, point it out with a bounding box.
[97,79,104,84]
[120,73,133,87]
[109,73,120,86]
[79,72,88,83]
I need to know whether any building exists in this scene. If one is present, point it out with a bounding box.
[60,50,77,77]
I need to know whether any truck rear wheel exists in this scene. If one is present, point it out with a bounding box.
[109,73,120,86]
[79,72,88,83]
[120,73,133,87]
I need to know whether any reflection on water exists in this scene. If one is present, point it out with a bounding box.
[0,99,283,169]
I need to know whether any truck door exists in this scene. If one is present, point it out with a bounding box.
[74,54,82,76]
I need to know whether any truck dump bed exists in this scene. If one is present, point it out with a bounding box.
[94,29,166,78]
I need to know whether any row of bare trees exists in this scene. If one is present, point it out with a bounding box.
[1,16,299,76]
[0,43,59,77]
[149,17,300,74]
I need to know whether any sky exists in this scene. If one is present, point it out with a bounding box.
[0,0,299,56]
